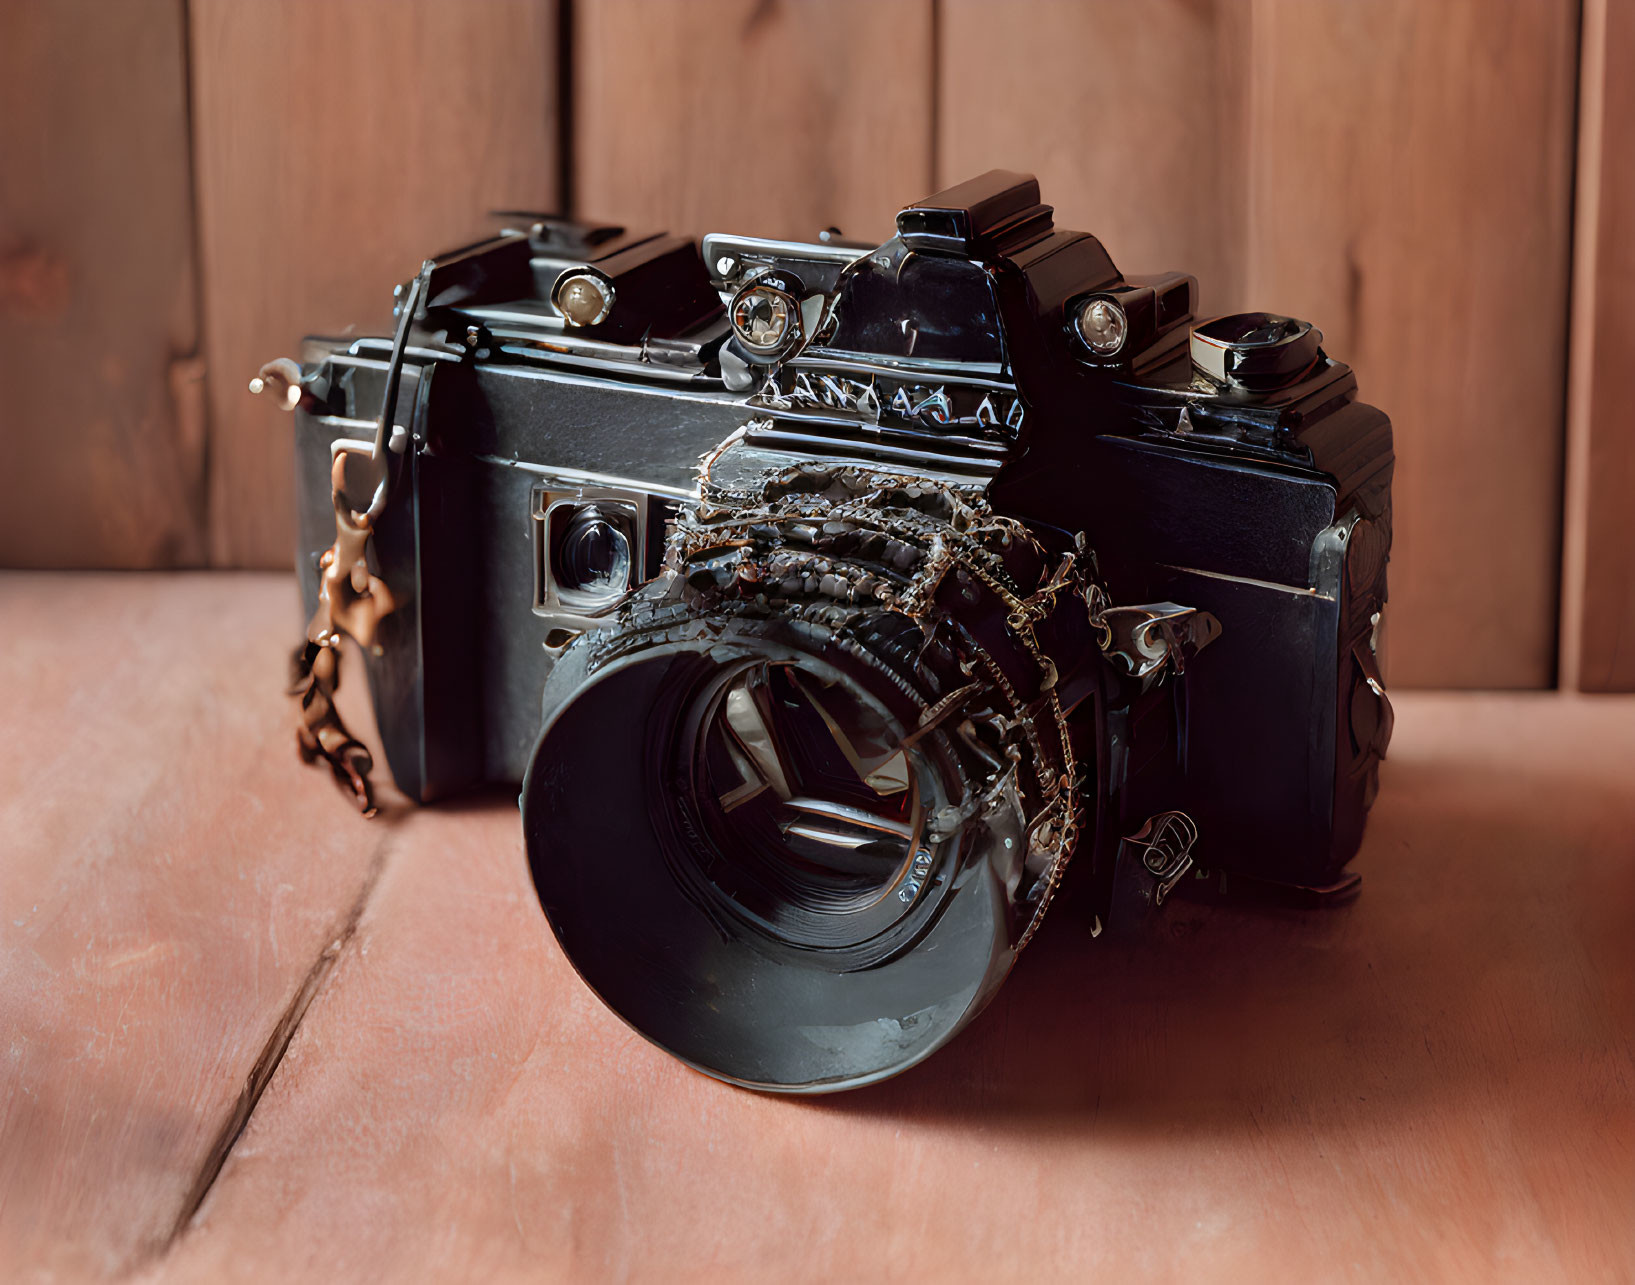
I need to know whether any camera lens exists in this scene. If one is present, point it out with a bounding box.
[1076,297,1128,356]
[522,614,1032,1092]
[670,660,933,952]
[731,284,794,353]
[552,506,632,601]
[553,271,614,327]
[524,466,1089,1092]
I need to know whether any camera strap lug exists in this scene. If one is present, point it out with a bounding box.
[1124,810,1199,907]
[1090,597,1222,687]
[280,262,436,818]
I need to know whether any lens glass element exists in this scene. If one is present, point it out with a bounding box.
[554,272,614,326]
[668,659,939,955]
[551,505,632,603]
[731,285,795,353]
[1076,297,1128,356]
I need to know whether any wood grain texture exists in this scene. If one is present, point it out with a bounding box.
[0,0,205,568]
[942,1,1578,688]
[189,0,559,569]
[939,0,1252,316]
[135,669,1634,1281]
[1242,0,1578,687]
[573,0,933,247]
[1563,0,1635,691]
[3,573,1632,1279]
[0,575,392,1278]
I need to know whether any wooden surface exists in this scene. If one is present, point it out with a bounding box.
[0,0,205,568]
[2,572,1632,1282]
[1,0,1624,690]
[940,0,1251,317]
[0,575,384,1276]
[1563,0,1635,692]
[573,0,933,246]
[189,0,560,569]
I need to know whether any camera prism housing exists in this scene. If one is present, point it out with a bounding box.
[288,171,1393,1091]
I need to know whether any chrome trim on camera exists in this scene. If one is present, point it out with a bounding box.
[1093,603,1223,682]
[1309,511,1365,605]
[746,401,1008,456]
[464,361,745,415]
[793,349,1012,387]
[494,342,709,385]
[703,232,871,278]
[740,423,1005,477]
[528,479,675,629]
[1125,811,1199,907]
[755,367,1025,437]
[477,457,697,502]
[1156,563,1328,601]
[456,306,721,385]
[343,337,466,363]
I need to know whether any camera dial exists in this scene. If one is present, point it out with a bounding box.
[729,272,808,354]
[1190,312,1322,389]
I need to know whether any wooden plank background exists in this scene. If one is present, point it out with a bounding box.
[0,0,1627,690]
[1238,0,1577,690]
[188,0,561,569]
[0,576,388,1275]
[0,0,205,568]
[1563,0,1635,691]
[575,0,934,247]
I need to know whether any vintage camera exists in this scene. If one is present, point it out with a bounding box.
[274,171,1393,1092]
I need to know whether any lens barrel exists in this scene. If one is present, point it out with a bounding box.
[523,462,1099,1091]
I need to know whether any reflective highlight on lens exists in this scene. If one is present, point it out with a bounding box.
[1076,297,1128,355]
[553,506,632,601]
[675,660,930,943]
[732,285,795,352]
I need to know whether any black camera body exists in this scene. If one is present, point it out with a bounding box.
[287,172,1392,1091]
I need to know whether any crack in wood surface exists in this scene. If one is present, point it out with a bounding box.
[161,840,391,1251]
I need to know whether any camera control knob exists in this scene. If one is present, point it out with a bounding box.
[1190,312,1322,390]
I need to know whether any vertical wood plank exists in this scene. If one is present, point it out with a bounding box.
[1562,0,1635,691]
[574,0,933,247]
[1243,1,1577,688]
[190,0,560,569]
[0,0,204,567]
[941,1,1578,688]
[939,0,1252,316]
